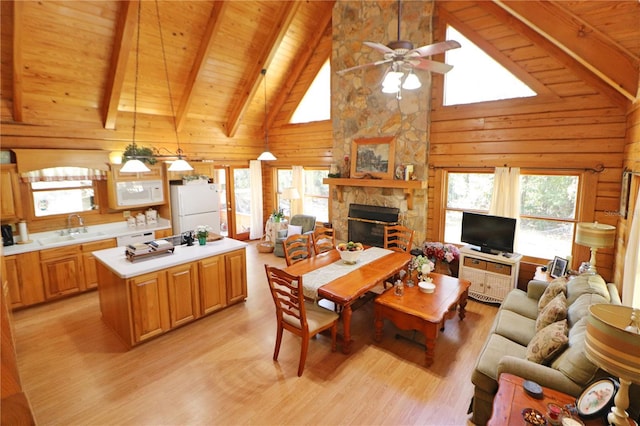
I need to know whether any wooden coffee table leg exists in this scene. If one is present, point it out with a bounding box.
[458,291,468,321]
[341,304,353,354]
[423,322,438,366]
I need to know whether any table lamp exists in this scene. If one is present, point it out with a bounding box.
[584,304,640,426]
[281,187,300,216]
[575,222,616,275]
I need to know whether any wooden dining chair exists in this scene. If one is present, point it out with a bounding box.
[312,226,336,254]
[264,265,339,376]
[383,225,415,253]
[283,234,312,266]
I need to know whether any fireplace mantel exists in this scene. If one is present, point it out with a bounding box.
[323,178,427,210]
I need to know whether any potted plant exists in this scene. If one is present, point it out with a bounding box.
[271,208,285,223]
[122,144,157,165]
[195,225,212,245]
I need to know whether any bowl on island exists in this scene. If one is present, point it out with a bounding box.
[337,241,364,265]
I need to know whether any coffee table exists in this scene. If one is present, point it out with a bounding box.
[374,273,471,366]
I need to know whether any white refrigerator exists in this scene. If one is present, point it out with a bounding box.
[170,184,220,235]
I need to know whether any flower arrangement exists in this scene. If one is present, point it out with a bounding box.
[196,225,213,239]
[412,255,434,281]
[423,242,460,264]
[271,208,285,223]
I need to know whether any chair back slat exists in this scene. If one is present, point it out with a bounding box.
[313,226,336,254]
[284,234,312,266]
[383,225,415,253]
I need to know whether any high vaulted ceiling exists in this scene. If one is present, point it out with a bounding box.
[1,1,638,154]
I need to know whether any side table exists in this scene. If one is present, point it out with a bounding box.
[488,373,605,426]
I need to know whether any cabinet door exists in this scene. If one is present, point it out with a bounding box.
[460,265,486,295]
[166,264,198,327]
[198,256,226,315]
[40,246,84,298]
[0,165,22,220]
[128,271,170,343]
[82,239,117,289]
[484,274,512,301]
[6,252,45,308]
[225,249,247,305]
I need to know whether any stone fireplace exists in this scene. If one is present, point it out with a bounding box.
[348,204,399,247]
[329,1,432,247]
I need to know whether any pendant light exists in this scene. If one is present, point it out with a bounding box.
[257,68,277,161]
[155,0,193,172]
[121,0,151,174]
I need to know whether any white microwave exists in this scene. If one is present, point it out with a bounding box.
[115,180,164,207]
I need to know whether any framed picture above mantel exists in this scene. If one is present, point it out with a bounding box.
[351,136,395,180]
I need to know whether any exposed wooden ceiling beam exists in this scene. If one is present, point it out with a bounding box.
[12,0,24,123]
[175,1,227,132]
[268,2,334,129]
[478,1,628,109]
[101,0,138,130]
[494,0,638,102]
[224,1,301,138]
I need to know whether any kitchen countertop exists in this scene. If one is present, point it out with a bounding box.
[93,237,248,278]
[2,218,172,255]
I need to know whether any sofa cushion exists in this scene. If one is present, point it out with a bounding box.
[551,317,599,386]
[536,293,567,332]
[501,289,539,320]
[538,278,567,312]
[526,319,569,364]
[472,333,528,394]
[493,310,536,346]
[567,293,610,327]
[287,224,302,237]
[566,274,610,305]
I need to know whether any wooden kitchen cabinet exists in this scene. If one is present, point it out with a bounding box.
[128,271,170,343]
[225,249,247,304]
[198,255,226,315]
[0,164,23,221]
[81,239,117,289]
[4,252,45,309]
[165,162,214,182]
[40,245,84,299]
[110,163,164,181]
[166,263,199,328]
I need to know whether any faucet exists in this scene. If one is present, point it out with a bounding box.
[67,214,85,235]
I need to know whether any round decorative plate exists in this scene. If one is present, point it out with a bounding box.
[575,377,618,419]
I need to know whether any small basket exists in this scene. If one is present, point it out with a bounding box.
[257,236,274,253]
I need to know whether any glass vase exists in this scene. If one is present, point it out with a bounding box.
[198,235,207,246]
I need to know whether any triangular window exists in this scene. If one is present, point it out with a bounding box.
[290,59,330,124]
[443,26,536,106]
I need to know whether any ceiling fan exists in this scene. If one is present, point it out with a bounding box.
[337,0,461,94]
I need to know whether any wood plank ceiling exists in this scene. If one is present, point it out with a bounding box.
[0,0,638,159]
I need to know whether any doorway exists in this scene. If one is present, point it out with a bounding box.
[213,166,251,241]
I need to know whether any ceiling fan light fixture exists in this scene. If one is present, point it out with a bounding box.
[402,71,421,90]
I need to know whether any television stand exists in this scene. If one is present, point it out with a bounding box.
[459,245,522,303]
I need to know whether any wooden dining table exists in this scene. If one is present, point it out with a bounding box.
[283,248,411,353]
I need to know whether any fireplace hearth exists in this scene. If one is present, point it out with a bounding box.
[348,204,399,248]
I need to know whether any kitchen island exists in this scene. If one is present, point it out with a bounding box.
[94,238,247,348]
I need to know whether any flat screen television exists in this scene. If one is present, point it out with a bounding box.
[461,212,517,254]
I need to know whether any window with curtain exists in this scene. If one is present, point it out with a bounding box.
[443,171,580,259]
[31,180,98,217]
[276,167,329,222]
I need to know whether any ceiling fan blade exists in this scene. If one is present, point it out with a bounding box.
[363,41,394,54]
[413,58,454,74]
[336,58,392,75]
[408,40,461,58]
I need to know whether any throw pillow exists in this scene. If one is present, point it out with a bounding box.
[526,319,569,364]
[538,278,567,312]
[287,225,303,237]
[536,292,567,332]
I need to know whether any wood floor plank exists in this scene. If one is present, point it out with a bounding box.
[11,242,498,425]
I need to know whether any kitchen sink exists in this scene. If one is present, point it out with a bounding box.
[38,231,106,246]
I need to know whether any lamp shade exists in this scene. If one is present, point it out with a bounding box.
[120,159,150,173]
[282,187,300,200]
[575,222,616,248]
[167,159,193,172]
[257,151,277,161]
[585,304,640,383]
[402,71,421,90]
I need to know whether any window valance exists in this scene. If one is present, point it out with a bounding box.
[20,167,107,182]
[12,149,110,174]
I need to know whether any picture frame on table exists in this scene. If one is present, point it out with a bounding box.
[575,377,619,419]
[351,136,395,180]
[550,256,568,278]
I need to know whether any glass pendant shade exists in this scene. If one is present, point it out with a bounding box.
[168,158,193,172]
[257,151,277,161]
[120,159,151,173]
[402,71,421,90]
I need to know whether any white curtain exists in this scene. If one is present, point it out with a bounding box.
[489,167,520,218]
[622,184,640,308]
[291,165,304,216]
[249,160,264,240]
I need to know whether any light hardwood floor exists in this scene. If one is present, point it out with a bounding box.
[12,242,498,425]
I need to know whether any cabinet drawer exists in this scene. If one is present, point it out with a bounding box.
[464,257,487,270]
[486,262,511,276]
[40,245,81,260]
[81,239,117,252]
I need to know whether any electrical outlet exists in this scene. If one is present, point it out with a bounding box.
[123,210,131,218]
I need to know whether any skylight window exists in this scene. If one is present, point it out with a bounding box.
[290,59,330,124]
[443,26,536,106]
